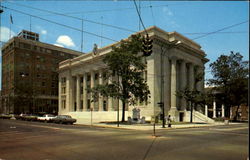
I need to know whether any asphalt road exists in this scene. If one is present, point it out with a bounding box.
[0,119,248,160]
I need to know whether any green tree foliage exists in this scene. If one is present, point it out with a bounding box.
[208,51,248,120]
[90,34,150,122]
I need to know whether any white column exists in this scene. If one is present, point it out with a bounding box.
[213,100,217,118]
[98,70,103,111]
[83,73,87,111]
[189,63,194,91]
[180,60,187,111]
[222,104,225,118]
[230,107,233,119]
[108,76,113,111]
[90,71,95,110]
[66,73,73,112]
[205,104,208,117]
[164,56,170,111]
[58,76,62,114]
[170,58,177,111]
[76,75,80,111]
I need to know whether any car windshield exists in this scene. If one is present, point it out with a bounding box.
[58,115,72,118]
[44,114,55,117]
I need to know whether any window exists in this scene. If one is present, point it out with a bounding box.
[51,82,55,88]
[80,87,83,94]
[61,100,66,109]
[95,73,99,80]
[87,85,90,93]
[36,64,40,70]
[103,101,107,111]
[42,82,45,87]
[87,75,91,81]
[61,77,66,83]
[61,87,66,94]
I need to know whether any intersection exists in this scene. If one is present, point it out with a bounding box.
[0,119,248,160]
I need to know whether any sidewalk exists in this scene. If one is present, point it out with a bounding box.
[78,122,239,131]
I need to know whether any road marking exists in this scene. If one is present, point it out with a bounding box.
[210,127,248,131]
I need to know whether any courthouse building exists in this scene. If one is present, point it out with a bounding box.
[59,26,214,123]
[1,30,82,114]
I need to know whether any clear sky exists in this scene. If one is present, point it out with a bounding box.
[0,0,249,89]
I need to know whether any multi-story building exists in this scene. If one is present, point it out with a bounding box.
[58,26,213,123]
[1,30,82,114]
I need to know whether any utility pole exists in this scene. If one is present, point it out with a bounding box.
[0,1,3,47]
[117,75,120,127]
[160,46,165,128]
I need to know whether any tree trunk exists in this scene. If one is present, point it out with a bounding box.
[235,105,240,121]
[190,102,193,123]
[122,100,126,122]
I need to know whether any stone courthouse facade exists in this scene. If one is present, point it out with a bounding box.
[58,26,213,123]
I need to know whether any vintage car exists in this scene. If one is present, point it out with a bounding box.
[52,115,77,125]
[37,114,56,122]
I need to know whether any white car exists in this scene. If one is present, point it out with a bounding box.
[37,114,56,122]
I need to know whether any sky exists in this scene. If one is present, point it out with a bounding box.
[0,0,249,89]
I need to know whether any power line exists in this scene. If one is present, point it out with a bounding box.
[4,1,136,33]
[2,6,118,43]
[183,31,247,35]
[133,0,147,34]
[45,4,170,15]
[192,21,249,40]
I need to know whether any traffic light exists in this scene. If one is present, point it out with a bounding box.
[142,34,153,56]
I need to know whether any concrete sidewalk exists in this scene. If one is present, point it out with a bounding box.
[77,122,240,130]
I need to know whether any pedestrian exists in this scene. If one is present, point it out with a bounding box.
[167,115,171,128]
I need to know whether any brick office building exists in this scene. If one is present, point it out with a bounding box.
[1,30,82,114]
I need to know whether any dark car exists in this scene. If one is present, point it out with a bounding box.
[52,115,77,125]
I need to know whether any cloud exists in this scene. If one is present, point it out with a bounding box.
[41,29,47,35]
[163,7,173,16]
[0,26,15,42]
[53,43,64,47]
[56,35,76,47]
[35,25,47,35]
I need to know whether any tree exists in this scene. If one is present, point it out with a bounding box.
[90,35,150,122]
[208,51,248,120]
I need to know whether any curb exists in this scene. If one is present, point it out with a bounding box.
[75,123,229,131]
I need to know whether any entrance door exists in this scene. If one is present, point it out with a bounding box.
[179,112,184,122]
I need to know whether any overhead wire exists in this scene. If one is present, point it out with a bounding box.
[192,20,249,40]
[183,31,247,35]
[4,1,137,33]
[44,4,170,15]
[133,0,147,34]
[2,6,119,43]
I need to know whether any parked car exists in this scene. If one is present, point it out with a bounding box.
[0,114,12,119]
[52,115,76,125]
[23,114,39,121]
[37,114,56,122]
[15,113,27,120]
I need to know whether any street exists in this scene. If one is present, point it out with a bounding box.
[0,119,248,160]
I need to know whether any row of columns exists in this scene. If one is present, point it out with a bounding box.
[168,56,203,113]
[204,101,225,118]
[62,70,116,112]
